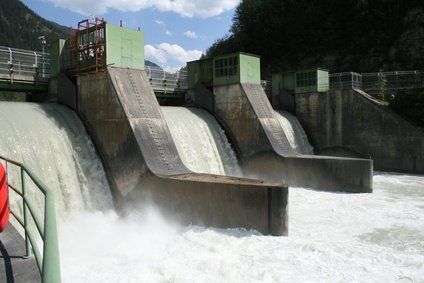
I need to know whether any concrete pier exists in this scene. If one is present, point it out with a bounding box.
[77,67,288,236]
[295,89,424,173]
[194,82,373,193]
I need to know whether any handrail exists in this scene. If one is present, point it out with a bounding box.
[330,70,424,91]
[0,155,61,283]
[0,46,51,81]
[146,66,188,93]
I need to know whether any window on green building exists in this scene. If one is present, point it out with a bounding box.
[215,56,238,78]
[296,72,316,87]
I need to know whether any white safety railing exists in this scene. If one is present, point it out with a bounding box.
[145,66,187,93]
[0,46,51,82]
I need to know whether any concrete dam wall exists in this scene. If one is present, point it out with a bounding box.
[296,89,424,173]
[77,67,288,236]
[195,82,373,193]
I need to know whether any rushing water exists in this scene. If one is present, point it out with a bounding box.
[1,102,423,282]
[60,173,424,282]
[161,106,241,176]
[0,102,113,220]
[275,110,314,155]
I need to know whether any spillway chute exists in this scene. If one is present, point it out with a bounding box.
[0,102,114,221]
[161,106,242,177]
[76,67,288,236]
[274,110,314,155]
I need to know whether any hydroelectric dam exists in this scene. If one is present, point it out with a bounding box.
[6,18,424,282]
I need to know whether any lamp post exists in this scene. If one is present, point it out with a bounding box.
[38,36,46,78]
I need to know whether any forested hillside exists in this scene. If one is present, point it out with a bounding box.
[207,0,424,75]
[0,0,68,51]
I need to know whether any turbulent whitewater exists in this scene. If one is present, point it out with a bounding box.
[162,107,241,176]
[275,110,314,155]
[1,102,423,282]
[60,172,424,282]
[0,102,113,219]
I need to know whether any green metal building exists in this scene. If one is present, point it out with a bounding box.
[272,68,329,95]
[105,24,145,70]
[50,22,145,77]
[187,52,261,88]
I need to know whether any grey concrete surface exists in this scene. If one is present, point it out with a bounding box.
[208,83,373,193]
[296,89,424,173]
[76,67,288,236]
[0,224,40,283]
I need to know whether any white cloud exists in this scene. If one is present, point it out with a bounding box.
[183,30,198,39]
[163,66,181,73]
[145,43,202,65]
[46,0,240,18]
[154,20,172,36]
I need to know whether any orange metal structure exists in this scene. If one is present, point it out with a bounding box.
[68,18,106,76]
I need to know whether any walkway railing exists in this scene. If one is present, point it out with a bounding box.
[146,66,187,94]
[1,155,61,283]
[330,70,424,93]
[0,46,51,82]
[330,72,362,90]
[362,70,424,91]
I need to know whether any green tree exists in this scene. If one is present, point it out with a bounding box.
[207,0,423,76]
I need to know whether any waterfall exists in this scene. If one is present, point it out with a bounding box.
[275,110,314,155]
[0,102,113,221]
[161,107,241,176]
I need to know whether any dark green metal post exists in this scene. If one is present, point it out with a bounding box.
[21,168,32,258]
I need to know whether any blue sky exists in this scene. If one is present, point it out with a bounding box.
[21,0,238,71]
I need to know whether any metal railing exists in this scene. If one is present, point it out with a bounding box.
[330,72,362,90]
[1,155,61,283]
[362,70,424,91]
[330,70,424,92]
[146,66,187,94]
[0,46,51,82]
[261,80,272,97]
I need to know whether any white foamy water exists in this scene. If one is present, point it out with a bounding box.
[161,107,241,176]
[1,102,422,282]
[0,102,113,220]
[275,110,314,155]
[60,172,424,282]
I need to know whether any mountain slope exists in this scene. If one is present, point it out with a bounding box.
[0,0,68,51]
[207,0,424,74]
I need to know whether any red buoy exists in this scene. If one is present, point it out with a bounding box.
[0,163,9,232]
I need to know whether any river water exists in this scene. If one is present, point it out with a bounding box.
[59,172,424,282]
[0,102,422,282]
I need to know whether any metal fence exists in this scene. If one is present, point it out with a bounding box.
[0,46,51,82]
[146,66,187,94]
[1,155,61,283]
[329,72,362,90]
[362,70,424,92]
[330,70,424,92]
[261,80,272,97]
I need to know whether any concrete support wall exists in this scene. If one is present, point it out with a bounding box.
[207,83,373,193]
[296,89,424,173]
[213,84,272,158]
[77,67,288,235]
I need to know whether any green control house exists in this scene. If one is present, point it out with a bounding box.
[272,68,329,95]
[187,52,261,88]
[50,22,145,77]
